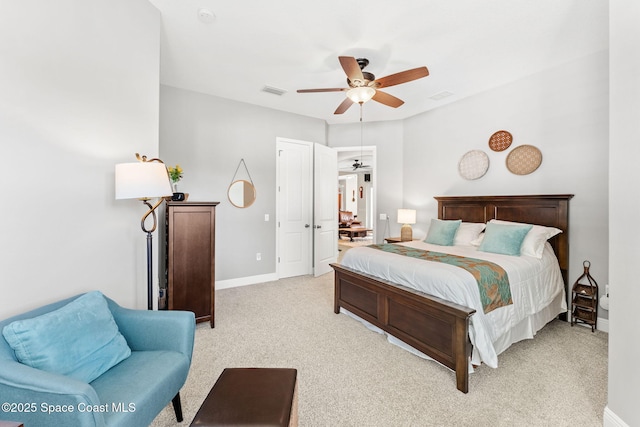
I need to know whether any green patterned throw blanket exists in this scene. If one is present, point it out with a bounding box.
[369,244,512,313]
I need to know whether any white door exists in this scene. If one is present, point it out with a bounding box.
[313,143,338,276]
[277,139,313,278]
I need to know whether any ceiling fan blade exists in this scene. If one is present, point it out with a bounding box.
[372,90,404,108]
[297,88,347,93]
[373,66,429,89]
[334,97,355,114]
[339,56,364,84]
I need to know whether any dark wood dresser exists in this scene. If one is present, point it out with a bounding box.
[165,201,218,327]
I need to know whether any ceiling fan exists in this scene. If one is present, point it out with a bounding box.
[297,56,429,114]
[352,158,369,170]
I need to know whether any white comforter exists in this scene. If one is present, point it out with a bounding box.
[340,240,566,368]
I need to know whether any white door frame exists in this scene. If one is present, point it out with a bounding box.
[335,145,377,243]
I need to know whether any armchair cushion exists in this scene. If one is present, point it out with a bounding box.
[2,291,131,384]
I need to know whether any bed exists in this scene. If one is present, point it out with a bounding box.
[330,194,573,393]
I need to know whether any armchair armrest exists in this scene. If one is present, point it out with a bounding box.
[0,359,104,427]
[106,299,195,362]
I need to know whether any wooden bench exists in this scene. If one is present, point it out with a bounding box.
[190,368,298,426]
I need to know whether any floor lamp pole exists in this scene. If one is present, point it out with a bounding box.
[141,198,163,310]
[145,230,153,310]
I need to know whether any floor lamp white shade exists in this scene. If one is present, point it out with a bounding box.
[115,162,173,199]
[397,208,416,241]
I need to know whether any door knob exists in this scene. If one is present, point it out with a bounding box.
[314,225,322,229]
[304,224,310,228]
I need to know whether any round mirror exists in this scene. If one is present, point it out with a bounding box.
[228,180,256,208]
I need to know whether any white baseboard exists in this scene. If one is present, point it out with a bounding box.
[216,273,278,290]
[597,316,609,333]
[604,405,630,427]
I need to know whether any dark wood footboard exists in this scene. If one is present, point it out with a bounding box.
[331,263,476,393]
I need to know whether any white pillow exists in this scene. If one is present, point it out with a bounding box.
[489,219,562,258]
[453,222,486,246]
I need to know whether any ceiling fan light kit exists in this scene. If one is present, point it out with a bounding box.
[297,56,429,115]
[347,86,376,103]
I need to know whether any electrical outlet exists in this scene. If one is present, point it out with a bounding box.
[379,213,387,220]
[256,253,261,261]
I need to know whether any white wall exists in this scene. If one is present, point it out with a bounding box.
[607,1,639,426]
[403,52,610,321]
[0,0,161,316]
[159,85,326,281]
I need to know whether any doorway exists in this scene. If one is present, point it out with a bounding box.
[336,146,377,244]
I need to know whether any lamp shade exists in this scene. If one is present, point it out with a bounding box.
[397,208,416,225]
[115,162,173,200]
[346,86,376,104]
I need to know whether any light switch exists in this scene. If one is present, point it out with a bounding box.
[264,214,269,221]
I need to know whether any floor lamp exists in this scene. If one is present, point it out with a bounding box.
[115,154,173,310]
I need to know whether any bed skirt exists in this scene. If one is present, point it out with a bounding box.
[340,290,566,372]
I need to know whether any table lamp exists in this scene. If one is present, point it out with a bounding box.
[397,208,417,242]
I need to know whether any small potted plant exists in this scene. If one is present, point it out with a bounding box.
[167,164,185,201]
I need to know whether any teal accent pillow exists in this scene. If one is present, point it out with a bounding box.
[424,219,462,246]
[2,291,131,383]
[478,222,533,256]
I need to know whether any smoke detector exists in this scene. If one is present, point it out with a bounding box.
[197,8,216,24]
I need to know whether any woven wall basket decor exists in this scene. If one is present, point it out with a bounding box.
[506,145,542,175]
[488,130,513,152]
[458,150,489,180]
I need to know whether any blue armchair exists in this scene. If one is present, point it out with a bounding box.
[0,292,195,427]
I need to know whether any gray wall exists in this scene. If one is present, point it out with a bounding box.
[403,51,610,322]
[0,0,161,315]
[608,1,639,426]
[159,86,326,282]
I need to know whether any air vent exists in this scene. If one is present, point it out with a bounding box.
[429,91,454,100]
[262,85,287,96]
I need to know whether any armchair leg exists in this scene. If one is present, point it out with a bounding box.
[172,392,184,422]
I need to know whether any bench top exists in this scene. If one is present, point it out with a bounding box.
[190,368,297,427]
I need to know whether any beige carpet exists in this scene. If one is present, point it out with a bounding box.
[150,266,608,427]
[338,235,374,248]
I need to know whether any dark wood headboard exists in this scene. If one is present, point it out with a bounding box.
[435,194,574,299]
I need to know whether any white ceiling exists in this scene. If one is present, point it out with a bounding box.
[149,0,608,125]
